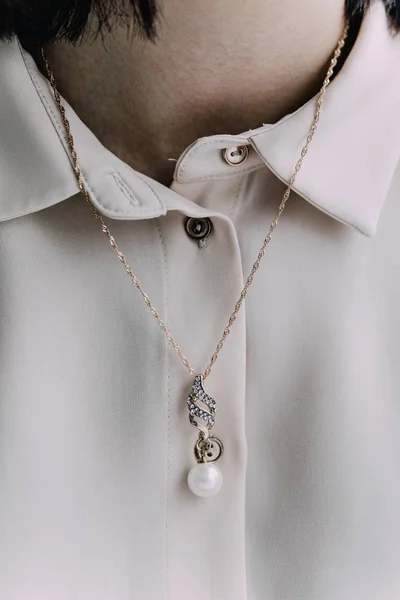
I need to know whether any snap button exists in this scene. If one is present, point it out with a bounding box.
[222,145,249,166]
[185,217,213,241]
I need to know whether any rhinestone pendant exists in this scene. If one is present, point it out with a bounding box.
[186,376,224,497]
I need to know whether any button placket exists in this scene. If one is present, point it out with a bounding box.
[159,210,248,600]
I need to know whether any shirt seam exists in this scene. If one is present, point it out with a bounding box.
[155,219,171,600]
[228,175,247,220]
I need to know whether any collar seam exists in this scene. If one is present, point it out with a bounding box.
[20,43,74,168]
[128,171,165,212]
[175,162,266,184]
[110,171,141,207]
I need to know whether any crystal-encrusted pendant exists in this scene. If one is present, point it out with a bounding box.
[186,375,223,497]
[186,375,217,435]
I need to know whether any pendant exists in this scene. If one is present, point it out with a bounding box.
[186,375,224,498]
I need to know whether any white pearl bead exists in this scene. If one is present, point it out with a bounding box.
[187,463,223,498]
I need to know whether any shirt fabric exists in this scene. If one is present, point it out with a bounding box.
[1,2,400,599]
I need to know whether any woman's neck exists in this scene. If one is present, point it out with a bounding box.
[43,0,349,185]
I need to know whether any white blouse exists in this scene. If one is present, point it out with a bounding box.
[0,2,399,599]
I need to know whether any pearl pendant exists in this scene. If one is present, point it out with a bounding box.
[186,376,224,498]
[187,463,223,498]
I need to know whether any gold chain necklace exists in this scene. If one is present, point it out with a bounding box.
[40,23,348,497]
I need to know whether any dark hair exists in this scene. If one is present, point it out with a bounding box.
[0,0,399,45]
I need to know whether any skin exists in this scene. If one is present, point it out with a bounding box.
[43,0,349,186]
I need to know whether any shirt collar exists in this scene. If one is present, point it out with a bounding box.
[0,1,399,236]
[249,0,400,237]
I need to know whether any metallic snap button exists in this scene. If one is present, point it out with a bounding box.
[185,217,213,241]
[222,145,249,166]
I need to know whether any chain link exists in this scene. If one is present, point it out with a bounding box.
[41,23,348,381]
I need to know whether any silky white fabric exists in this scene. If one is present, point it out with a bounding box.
[1,2,400,599]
